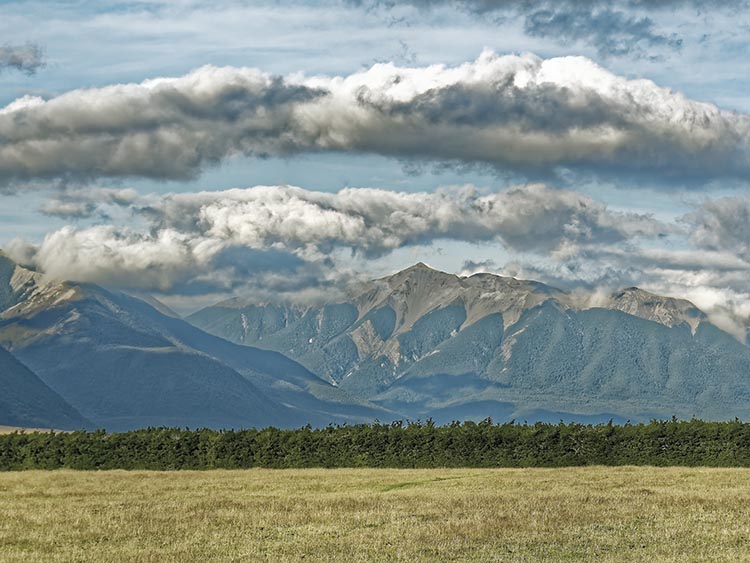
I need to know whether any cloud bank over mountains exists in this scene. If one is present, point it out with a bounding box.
[9,180,750,332]
[2,51,749,189]
[9,179,750,338]
[9,183,663,291]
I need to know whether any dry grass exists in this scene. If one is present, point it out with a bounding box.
[0,426,58,434]
[1,467,750,562]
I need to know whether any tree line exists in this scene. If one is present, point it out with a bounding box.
[3,418,750,470]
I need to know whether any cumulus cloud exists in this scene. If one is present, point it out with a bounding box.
[0,66,319,187]
[677,286,750,343]
[2,51,749,189]
[12,182,663,292]
[12,181,750,338]
[141,183,665,259]
[0,43,45,74]
[7,226,213,292]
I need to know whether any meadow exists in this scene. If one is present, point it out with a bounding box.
[0,426,56,435]
[1,467,750,562]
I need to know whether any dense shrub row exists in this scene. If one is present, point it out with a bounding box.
[3,419,750,470]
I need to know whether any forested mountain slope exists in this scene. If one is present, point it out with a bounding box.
[0,343,90,430]
[190,263,750,423]
[0,253,386,430]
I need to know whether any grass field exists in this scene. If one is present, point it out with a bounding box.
[0,426,58,434]
[1,467,750,562]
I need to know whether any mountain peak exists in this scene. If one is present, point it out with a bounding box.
[0,253,85,321]
[612,286,698,307]
[381,262,459,286]
[607,286,705,330]
[399,262,441,275]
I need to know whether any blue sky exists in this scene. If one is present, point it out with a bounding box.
[2,0,750,334]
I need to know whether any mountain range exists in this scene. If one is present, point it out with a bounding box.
[0,251,383,431]
[189,263,750,424]
[2,254,750,430]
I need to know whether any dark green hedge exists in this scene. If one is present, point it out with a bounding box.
[3,419,750,470]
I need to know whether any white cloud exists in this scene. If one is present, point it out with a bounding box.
[13,182,662,291]
[142,182,665,258]
[1,51,748,188]
[10,181,750,338]
[8,225,217,291]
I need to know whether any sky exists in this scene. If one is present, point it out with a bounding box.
[2,0,750,336]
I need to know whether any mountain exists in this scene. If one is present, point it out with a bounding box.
[0,253,386,431]
[0,343,90,430]
[600,287,705,331]
[188,263,750,423]
[5,251,749,429]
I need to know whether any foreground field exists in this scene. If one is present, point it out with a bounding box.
[1,467,749,563]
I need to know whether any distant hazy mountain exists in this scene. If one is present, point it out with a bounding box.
[0,252,385,431]
[189,263,750,423]
[0,343,90,430]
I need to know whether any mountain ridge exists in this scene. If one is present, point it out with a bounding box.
[0,253,389,430]
[188,262,750,423]
[4,255,750,428]
[204,264,708,335]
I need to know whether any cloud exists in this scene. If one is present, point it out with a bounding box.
[142,183,664,259]
[353,0,703,58]
[681,196,750,261]
[12,182,662,292]
[13,182,750,337]
[39,187,141,219]
[460,258,498,275]
[0,66,320,187]
[2,51,750,189]
[0,43,45,74]
[7,226,211,292]
[521,5,681,58]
